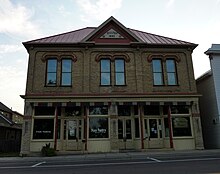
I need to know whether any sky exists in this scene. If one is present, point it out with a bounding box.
[0,0,220,114]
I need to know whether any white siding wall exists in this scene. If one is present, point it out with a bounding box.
[197,74,220,148]
[211,55,220,119]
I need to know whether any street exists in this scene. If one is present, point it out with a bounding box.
[1,150,220,174]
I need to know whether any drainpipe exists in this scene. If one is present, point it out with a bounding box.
[168,106,174,148]
[54,106,58,150]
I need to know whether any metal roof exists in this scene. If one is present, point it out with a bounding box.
[23,17,197,48]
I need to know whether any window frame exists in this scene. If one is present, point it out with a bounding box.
[61,58,72,86]
[114,58,126,86]
[100,59,111,86]
[152,59,164,86]
[166,59,178,86]
[46,58,57,86]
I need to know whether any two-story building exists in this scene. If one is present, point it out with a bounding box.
[196,44,220,148]
[20,17,203,155]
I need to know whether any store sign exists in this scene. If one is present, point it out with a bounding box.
[91,128,107,134]
[173,118,188,128]
[100,29,124,39]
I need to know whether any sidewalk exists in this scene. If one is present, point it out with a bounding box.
[1,149,220,162]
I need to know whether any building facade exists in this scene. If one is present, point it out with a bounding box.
[196,44,220,148]
[20,17,203,155]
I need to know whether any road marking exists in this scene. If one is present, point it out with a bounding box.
[147,157,162,162]
[31,161,46,167]
[1,157,220,169]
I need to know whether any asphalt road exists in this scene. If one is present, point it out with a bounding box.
[1,150,220,174]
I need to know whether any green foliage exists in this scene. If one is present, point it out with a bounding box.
[41,143,56,157]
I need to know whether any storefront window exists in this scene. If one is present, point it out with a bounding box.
[89,106,108,115]
[89,117,108,138]
[134,118,140,138]
[33,119,54,139]
[164,117,192,137]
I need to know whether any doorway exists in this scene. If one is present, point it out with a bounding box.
[64,119,83,151]
[143,118,163,149]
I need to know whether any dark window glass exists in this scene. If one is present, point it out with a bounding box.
[35,106,55,116]
[149,119,158,138]
[144,105,160,115]
[61,59,72,86]
[152,59,163,85]
[118,119,123,139]
[164,117,192,137]
[46,59,57,86]
[118,105,131,116]
[57,119,61,139]
[101,59,111,85]
[134,105,139,115]
[68,120,77,140]
[65,107,81,116]
[135,118,140,138]
[89,117,108,138]
[166,59,177,85]
[115,59,125,85]
[33,119,54,139]
[172,117,192,136]
[89,106,108,115]
[163,106,189,115]
[126,120,132,139]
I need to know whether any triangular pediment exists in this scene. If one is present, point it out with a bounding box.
[100,29,124,39]
[82,16,141,44]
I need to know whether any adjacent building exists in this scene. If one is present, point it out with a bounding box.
[196,44,220,148]
[0,102,22,152]
[20,17,204,155]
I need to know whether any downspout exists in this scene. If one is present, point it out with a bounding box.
[168,106,174,148]
[54,106,58,150]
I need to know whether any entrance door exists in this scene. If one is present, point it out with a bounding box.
[118,119,133,149]
[64,119,83,151]
[144,118,163,149]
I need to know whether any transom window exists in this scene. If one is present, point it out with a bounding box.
[46,59,57,86]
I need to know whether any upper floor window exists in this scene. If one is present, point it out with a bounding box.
[152,59,163,85]
[61,59,72,86]
[166,59,177,85]
[115,59,125,85]
[46,59,57,86]
[152,58,178,86]
[101,59,111,85]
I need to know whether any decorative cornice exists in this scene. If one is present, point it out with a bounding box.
[95,53,130,62]
[147,54,181,63]
[41,52,77,62]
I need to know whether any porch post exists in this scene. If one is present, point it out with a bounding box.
[139,105,144,149]
[168,105,174,148]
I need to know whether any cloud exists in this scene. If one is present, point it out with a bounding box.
[0,44,23,54]
[58,5,71,17]
[76,0,122,22]
[166,0,175,8]
[0,0,41,38]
